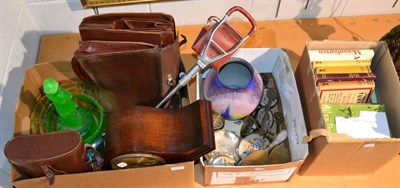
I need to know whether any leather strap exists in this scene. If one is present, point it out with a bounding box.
[40,165,68,185]
[40,165,55,185]
[179,34,187,46]
[303,128,328,143]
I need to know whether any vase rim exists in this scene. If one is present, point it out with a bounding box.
[216,57,254,90]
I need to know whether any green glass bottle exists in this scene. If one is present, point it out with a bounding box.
[40,78,105,146]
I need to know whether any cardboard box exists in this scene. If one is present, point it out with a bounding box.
[12,61,195,188]
[198,48,309,185]
[295,41,400,175]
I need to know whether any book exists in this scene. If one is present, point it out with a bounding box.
[318,80,375,103]
[308,49,375,61]
[315,72,376,83]
[312,59,371,70]
[321,103,390,139]
[315,65,371,75]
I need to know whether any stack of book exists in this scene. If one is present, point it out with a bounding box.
[310,49,391,138]
[309,49,376,104]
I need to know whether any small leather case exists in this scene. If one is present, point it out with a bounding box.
[4,131,94,185]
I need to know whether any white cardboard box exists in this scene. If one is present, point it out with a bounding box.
[197,48,309,185]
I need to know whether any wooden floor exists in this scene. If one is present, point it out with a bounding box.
[37,14,400,188]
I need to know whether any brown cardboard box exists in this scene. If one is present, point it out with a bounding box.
[12,61,195,188]
[295,40,400,176]
[18,14,400,187]
[198,48,309,185]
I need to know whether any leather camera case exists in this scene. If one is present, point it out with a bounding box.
[4,131,92,185]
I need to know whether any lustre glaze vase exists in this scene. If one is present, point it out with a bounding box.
[203,57,263,120]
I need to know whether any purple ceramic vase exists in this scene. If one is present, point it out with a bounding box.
[203,57,263,120]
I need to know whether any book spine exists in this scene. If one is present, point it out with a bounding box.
[321,104,337,133]
[315,65,371,74]
[312,59,371,70]
[315,73,376,83]
[308,49,375,61]
[319,89,372,103]
[318,80,375,90]
[318,80,375,103]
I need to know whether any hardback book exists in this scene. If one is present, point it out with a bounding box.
[321,103,390,139]
[315,72,376,83]
[315,65,372,75]
[318,80,375,103]
[312,59,371,70]
[308,49,375,61]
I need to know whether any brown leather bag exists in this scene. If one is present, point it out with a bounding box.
[72,13,181,108]
[72,40,180,109]
[4,131,98,185]
[78,12,176,47]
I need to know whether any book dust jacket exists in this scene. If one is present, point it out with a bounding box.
[321,103,391,138]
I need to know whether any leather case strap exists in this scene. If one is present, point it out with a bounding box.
[40,165,56,185]
[40,165,67,185]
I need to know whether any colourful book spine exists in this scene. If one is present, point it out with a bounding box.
[308,49,375,61]
[315,73,376,83]
[319,90,372,104]
[315,65,371,75]
[312,59,371,70]
[318,80,375,103]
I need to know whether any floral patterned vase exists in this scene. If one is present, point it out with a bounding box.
[203,57,263,120]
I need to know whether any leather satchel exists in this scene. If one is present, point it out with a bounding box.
[4,131,100,185]
[78,12,176,47]
[72,12,181,108]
